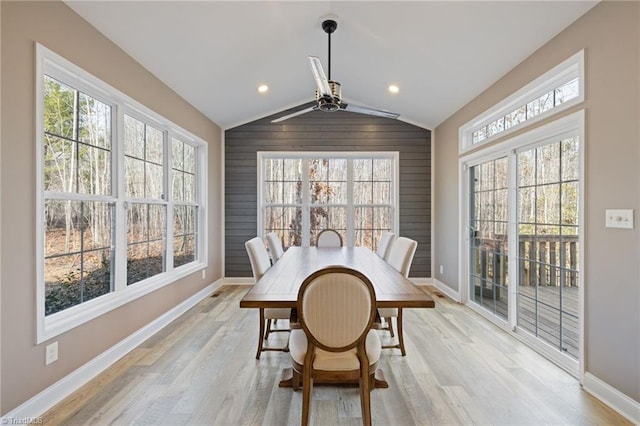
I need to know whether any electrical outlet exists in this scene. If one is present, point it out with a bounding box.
[45,341,58,365]
[439,265,443,274]
[201,269,206,279]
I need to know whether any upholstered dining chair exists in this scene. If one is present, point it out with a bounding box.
[265,231,285,263]
[378,237,418,356]
[245,237,291,359]
[316,229,343,247]
[375,231,397,261]
[289,266,381,426]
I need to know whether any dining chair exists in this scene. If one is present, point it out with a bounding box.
[289,266,381,426]
[245,237,291,359]
[316,229,343,247]
[375,231,396,261]
[378,236,418,356]
[265,231,285,263]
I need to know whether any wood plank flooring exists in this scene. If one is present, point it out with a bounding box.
[42,286,629,425]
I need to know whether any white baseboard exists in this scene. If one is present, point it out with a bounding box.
[583,372,640,424]
[410,277,432,286]
[1,279,222,422]
[432,278,462,303]
[223,277,254,285]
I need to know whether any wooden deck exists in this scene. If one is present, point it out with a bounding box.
[473,284,579,358]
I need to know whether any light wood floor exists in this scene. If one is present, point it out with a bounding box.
[42,286,629,425]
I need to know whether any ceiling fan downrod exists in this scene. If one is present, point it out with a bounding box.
[322,19,337,80]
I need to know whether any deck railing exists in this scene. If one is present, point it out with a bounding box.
[473,235,579,288]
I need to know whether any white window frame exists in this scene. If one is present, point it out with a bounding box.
[257,151,400,247]
[459,50,584,154]
[35,44,208,343]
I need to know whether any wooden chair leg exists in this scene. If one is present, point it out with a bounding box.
[387,317,395,337]
[264,319,272,340]
[359,354,372,426]
[397,308,406,356]
[302,366,313,426]
[256,308,265,360]
[292,369,300,391]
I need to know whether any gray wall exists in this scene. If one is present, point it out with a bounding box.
[434,1,639,404]
[225,108,431,278]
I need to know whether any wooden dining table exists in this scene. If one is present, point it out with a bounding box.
[239,246,435,388]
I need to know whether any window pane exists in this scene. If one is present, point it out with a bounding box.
[354,159,373,180]
[124,115,145,159]
[174,235,195,268]
[127,203,166,285]
[264,158,282,181]
[373,207,392,229]
[145,163,163,199]
[146,125,163,164]
[265,182,283,204]
[78,92,111,149]
[283,182,301,204]
[172,171,184,202]
[78,145,111,196]
[373,182,391,204]
[328,159,347,181]
[487,118,505,137]
[44,200,114,315]
[174,205,196,268]
[373,159,392,180]
[354,182,372,204]
[284,159,301,181]
[536,143,560,184]
[125,157,145,198]
[44,135,76,193]
[561,137,579,181]
[172,138,184,170]
[184,144,195,173]
[561,182,579,226]
[504,106,526,129]
[44,76,76,139]
[537,184,561,225]
[518,150,536,187]
[555,78,579,106]
[184,173,195,202]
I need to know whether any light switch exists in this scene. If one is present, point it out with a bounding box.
[605,209,634,229]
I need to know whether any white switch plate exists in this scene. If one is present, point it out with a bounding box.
[605,209,634,229]
[45,341,58,365]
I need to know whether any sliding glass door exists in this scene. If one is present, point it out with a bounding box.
[464,131,581,372]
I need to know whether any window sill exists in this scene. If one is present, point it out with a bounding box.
[38,262,206,344]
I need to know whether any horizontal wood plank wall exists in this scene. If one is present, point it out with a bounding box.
[225,107,431,277]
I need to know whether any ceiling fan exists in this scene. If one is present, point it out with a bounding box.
[271,19,400,123]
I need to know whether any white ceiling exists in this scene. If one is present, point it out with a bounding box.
[65,1,597,130]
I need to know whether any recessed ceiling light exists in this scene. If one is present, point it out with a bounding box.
[388,84,399,94]
[258,84,269,93]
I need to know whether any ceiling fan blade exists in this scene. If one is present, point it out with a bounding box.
[308,56,333,99]
[341,103,400,119]
[271,106,318,123]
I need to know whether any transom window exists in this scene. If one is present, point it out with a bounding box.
[460,50,584,153]
[259,153,398,251]
[37,44,207,342]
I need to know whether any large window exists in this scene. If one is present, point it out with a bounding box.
[259,153,398,250]
[37,45,206,342]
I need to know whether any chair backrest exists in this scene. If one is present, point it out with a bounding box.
[245,237,271,282]
[316,229,343,247]
[298,266,376,352]
[376,231,397,260]
[265,232,285,263]
[386,237,418,278]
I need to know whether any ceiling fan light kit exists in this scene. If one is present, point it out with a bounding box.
[272,18,399,123]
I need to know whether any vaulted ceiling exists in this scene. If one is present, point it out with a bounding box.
[66,1,597,130]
